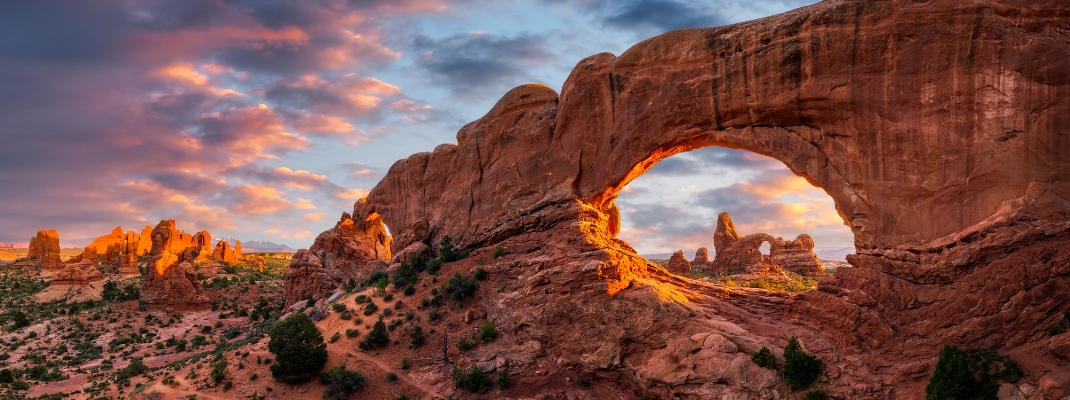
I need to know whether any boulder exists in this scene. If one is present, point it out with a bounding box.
[388,242,430,265]
[665,250,691,275]
[28,229,62,271]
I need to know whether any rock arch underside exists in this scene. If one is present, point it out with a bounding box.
[288,1,1070,397]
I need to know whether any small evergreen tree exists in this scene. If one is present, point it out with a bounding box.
[782,336,822,391]
[751,346,776,369]
[359,318,390,350]
[439,236,457,262]
[268,313,328,385]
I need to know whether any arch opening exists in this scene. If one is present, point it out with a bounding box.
[613,146,855,281]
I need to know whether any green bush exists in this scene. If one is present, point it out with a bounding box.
[363,303,379,316]
[409,326,426,349]
[268,313,328,385]
[496,369,510,389]
[210,359,228,384]
[493,246,506,259]
[331,303,347,313]
[802,390,829,400]
[443,272,479,303]
[457,339,475,351]
[329,332,341,343]
[426,259,443,275]
[403,285,416,296]
[345,329,359,338]
[926,345,1019,400]
[751,346,776,369]
[451,364,492,392]
[359,319,390,350]
[479,320,497,343]
[320,366,364,400]
[439,236,458,262]
[1049,311,1070,336]
[474,267,488,281]
[385,372,398,382]
[783,337,822,391]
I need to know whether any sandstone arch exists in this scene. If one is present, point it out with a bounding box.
[295,1,1070,396]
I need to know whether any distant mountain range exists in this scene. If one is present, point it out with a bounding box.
[640,247,855,262]
[214,237,296,253]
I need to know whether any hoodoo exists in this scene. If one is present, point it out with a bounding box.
[287,0,1070,397]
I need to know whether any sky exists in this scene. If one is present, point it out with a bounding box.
[0,0,852,253]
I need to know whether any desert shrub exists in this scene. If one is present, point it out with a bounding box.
[1048,311,1070,336]
[409,326,426,349]
[496,369,510,389]
[493,246,506,259]
[385,372,398,382]
[802,390,829,400]
[443,272,479,303]
[438,236,458,263]
[426,259,443,275]
[783,337,822,391]
[479,320,497,343]
[400,358,411,369]
[457,338,475,351]
[576,376,590,387]
[473,267,488,281]
[210,359,228,384]
[331,303,347,313]
[364,271,388,287]
[451,364,492,392]
[403,285,416,296]
[268,313,328,385]
[339,310,353,320]
[363,303,379,316]
[359,319,390,350]
[751,346,776,369]
[116,359,149,381]
[329,332,341,343]
[926,345,1021,399]
[353,295,370,304]
[5,310,29,330]
[345,329,359,338]
[320,366,364,400]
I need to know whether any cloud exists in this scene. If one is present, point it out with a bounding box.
[340,162,386,182]
[228,185,294,216]
[615,148,852,254]
[264,75,401,117]
[412,32,555,94]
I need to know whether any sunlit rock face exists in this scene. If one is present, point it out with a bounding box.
[289,0,1070,397]
[28,229,62,271]
[284,212,391,303]
[140,220,208,305]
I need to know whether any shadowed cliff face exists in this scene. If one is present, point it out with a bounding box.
[292,0,1070,397]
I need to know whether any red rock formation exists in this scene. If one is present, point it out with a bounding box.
[708,213,823,274]
[770,234,823,275]
[137,225,152,255]
[288,1,1070,397]
[28,229,62,271]
[86,226,142,275]
[211,240,240,263]
[234,241,242,258]
[140,220,208,305]
[284,212,391,303]
[691,247,710,270]
[51,262,104,286]
[665,250,691,275]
